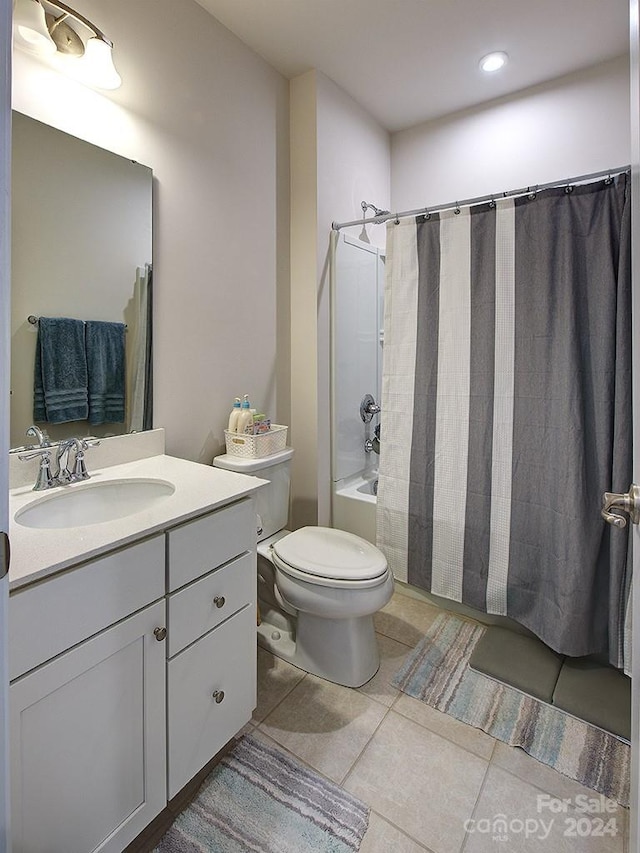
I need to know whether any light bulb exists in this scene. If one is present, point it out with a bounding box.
[479,52,508,73]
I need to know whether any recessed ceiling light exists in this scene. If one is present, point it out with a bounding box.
[479,51,508,73]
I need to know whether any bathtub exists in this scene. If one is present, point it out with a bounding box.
[332,471,378,545]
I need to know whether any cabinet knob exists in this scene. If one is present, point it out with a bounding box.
[153,626,167,641]
[212,690,225,704]
[213,596,226,609]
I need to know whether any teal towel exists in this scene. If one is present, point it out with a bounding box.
[86,321,126,425]
[33,317,89,423]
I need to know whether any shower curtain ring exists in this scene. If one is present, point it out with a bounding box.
[528,185,538,200]
[565,185,574,194]
[605,174,613,185]
[394,213,400,224]
[423,207,431,220]
[454,202,461,215]
[489,197,496,209]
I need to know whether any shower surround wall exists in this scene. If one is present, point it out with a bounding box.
[331,233,384,545]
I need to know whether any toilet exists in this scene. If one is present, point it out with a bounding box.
[212,447,394,687]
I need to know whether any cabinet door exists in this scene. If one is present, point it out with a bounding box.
[11,600,167,853]
[167,604,256,798]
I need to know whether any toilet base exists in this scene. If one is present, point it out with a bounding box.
[257,601,380,688]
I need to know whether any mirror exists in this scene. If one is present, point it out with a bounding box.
[10,112,153,449]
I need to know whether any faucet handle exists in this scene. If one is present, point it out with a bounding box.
[72,437,100,480]
[18,447,51,462]
[18,447,55,491]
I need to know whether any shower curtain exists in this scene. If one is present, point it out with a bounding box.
[376,175,632,668]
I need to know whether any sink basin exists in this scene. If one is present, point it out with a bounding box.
[15,478,176,529]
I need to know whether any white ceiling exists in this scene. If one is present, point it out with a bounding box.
[195,0,630,132]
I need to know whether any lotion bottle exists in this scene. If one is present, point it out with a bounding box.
[236,395,253,434]
[227,397,242,432]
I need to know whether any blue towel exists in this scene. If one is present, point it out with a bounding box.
[86,320,126,425]
[33,317,89,423]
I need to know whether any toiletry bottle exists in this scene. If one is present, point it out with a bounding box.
[228,397,242,432]
[236,395,253,434]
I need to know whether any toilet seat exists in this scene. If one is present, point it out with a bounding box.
[271,527,389,589]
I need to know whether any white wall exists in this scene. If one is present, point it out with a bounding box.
[289,70,389,527]
[392,56,630,211]
[12,0,289,463]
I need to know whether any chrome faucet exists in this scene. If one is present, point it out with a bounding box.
[19,428,100,491]
[55,437,101,483]
[55,438,80,484]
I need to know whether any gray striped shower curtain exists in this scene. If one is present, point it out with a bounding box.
[376,175,632,667]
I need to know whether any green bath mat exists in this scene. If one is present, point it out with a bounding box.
[154,733,370,852]
[469,625,564,702]
[393,613,630,806]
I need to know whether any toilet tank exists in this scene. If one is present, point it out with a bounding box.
[212,447,294,541]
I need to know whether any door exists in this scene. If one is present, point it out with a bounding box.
[629,2,640,850]
[10,601,166,853]
[0,0,12,850]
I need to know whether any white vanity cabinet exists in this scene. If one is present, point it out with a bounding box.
[9,536,167,853]
[165,497,257,797]
[8,480,260,852]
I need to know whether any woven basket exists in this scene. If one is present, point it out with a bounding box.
[224,424,288,459]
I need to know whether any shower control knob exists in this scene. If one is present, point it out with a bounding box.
[213,596,226,609]
[360,393,381,423]
[153,627,167,641]
[601,484,640,528]
[212,690,225,704]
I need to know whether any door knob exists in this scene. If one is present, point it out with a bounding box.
[601,484,640,528]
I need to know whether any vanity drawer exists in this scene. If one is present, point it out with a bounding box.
[167,604,256,798]
[166,497,255,592]
[10,535,165,681]
[167,551,255,658]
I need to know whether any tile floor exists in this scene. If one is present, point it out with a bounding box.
[244,590,630,853]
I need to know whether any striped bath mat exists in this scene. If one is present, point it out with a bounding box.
[393,614,631,806]
[154,733,370,852]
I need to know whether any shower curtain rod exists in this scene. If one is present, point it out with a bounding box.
[331,165,630,231]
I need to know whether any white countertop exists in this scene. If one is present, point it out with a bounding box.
[9,454,266,591]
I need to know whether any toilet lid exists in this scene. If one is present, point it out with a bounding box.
[271,527,387,582]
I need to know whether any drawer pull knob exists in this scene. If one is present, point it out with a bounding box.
[154,626,167,641]
[212,690,225,704]
[213,596,226,609]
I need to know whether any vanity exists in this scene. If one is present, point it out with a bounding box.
[7,430,265,853]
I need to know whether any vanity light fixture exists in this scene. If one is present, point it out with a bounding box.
[13,0,122,89]
[479,51,509,73]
